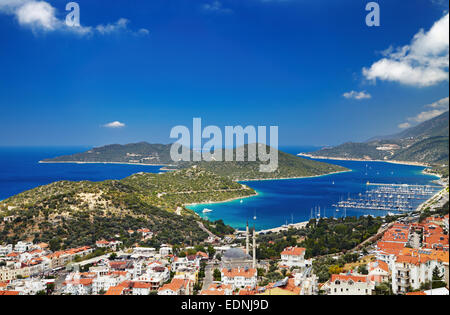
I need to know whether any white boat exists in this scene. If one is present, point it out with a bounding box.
[202,208,213,213]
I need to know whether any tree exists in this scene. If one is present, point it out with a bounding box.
[109,253,117,260]
[432,266,443,281]
[213,269,221,281]
[328,265,343,275]
[431,266,447,289]
[375,282,391,295]
[49,237,61,252]
[357,264,368,275]
[207,245,216,258]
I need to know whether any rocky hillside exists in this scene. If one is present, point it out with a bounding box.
[0,167,255,248]
[307,111,449,168]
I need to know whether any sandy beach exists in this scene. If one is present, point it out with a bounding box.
[256,221,309,234]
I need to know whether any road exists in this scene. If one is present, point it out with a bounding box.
[202,261,220,291]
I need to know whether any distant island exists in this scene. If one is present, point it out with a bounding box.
[42,143,348,181]
[304,111,449,177]
[1,143,348,246]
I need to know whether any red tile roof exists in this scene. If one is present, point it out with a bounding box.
[281,247,306,256]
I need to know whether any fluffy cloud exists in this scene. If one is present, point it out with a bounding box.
[398,122,411,129]
[398,96,449,129]
[0,0,149,36]
[343,90,372,100]
[363,13,449,87]
[16,1,58,30]
[202,1,233,14]
[103,121,126,128]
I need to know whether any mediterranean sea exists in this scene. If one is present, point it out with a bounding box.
[0,146,441,231]
[0,146,164,201]
[187,146,442,231]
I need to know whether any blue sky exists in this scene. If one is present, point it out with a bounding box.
[0,0,448,146]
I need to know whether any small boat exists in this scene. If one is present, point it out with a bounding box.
[240,200,243,203]
[202,208,213,213]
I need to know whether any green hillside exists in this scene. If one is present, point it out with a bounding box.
[0,167,254,248]
[308,111,449,173]
[180,144,348,180]
[42,142,176,165]
[43,143,347,180]
[392,136,449,164]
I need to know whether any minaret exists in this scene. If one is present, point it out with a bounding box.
[252,225,256,269]
[246,221,249,254]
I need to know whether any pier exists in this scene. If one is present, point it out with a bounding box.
[332,183,441,213]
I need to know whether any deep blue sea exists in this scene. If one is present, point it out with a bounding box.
[0,146,441,231]
[0,147,163,201]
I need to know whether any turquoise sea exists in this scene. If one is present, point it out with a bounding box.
[0,146,441,231]
[187,147,442,230]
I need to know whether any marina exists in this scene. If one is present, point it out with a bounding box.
[332,183,441,213]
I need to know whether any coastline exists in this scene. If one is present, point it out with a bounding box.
[237,170,351,182]
[256,221,309,234]
[40,160,351,181]
[298,153,431,168]
[184,190,260,207]
[39,160,171,167]
[185,168,351,209]
[416,186,448,212]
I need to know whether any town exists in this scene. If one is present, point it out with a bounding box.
[1,194,448,296]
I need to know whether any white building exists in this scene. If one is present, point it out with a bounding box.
[132,282,153,295]
[0,244,13,256]
[326,274,375,295]
[158,278,192,295]
[368,260,390,284]
[392,249,448,295]
[14,241,33,253]
[221,267,257,289]
[159,245,172,257]
[280,246,309,269]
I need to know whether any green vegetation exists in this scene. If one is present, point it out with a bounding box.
[44,143,348,181]
[312,254,359,283]
[0,167,251,247]
[392,136,449,164]
[257,216,386,260]
[213,268,221,281]
[301,217,383,258]
[308,111,449,170]
[177,144,347,181]
[419,201,449,222]
[42,142,176,165]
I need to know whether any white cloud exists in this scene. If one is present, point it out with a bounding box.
[343,90,372,100]
[398,122,411,129]
[0,0,149,36]
[96,18,129,35]
[16,1,57,30]
[202,1,233,14]
[103,121,126,128]
[398,96,449,129]
[426,96,449,109]
[363,13,449,87]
